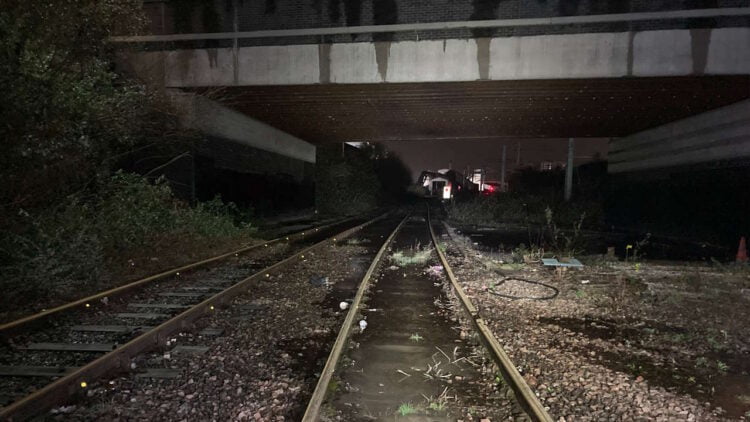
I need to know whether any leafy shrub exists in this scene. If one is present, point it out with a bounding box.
[1,206,105,303]
[0,172,254,311]
[447,194,603,229]
[97,172,176,250]
[315,148,380,215]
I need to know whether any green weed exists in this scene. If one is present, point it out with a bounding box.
[397,403,417,416]
[390,246,433,267]
[409,333,424,342]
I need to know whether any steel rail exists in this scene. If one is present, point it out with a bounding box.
[301,214,409,422]
[426,206,553,422]
[0,216,356,334]
[110,8,750,43]
[0,213,388,421]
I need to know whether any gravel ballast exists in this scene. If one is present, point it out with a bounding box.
[440,222,750,421]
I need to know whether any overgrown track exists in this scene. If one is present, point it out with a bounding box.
[0,216,357,336]
[427,207,553,422]
[0,214,385,421]
[301,206,553,421]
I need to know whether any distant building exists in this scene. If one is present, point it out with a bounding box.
[539,161,566,171]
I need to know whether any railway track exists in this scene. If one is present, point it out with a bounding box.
[1,206,553,420]
[0,213,382,420]
[302,206,553,421]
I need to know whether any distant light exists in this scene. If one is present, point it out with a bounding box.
[80,381,87,388]
[85,303,90,308]
[176,272,180,276]
[210,305,215,310]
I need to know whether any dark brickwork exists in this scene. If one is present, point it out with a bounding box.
[144,0,749,46]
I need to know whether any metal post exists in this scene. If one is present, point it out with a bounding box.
[190,143,196,204]
[565,138,574,201]
[500,144,506,192]
[516,142,521,166]
[232,0,239,84]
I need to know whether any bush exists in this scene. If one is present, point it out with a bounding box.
[97,172,177,250]
[315,147,380,215]
[1,206,105,303]
[0,172,254,311]
[447,193,603,229]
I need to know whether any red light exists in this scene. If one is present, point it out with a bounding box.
[486,185,495,192]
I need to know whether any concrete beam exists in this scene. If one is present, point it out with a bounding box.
[124,28,750,87]
[609,99,750,174]
[171,92,316,163]
[112,7,750,43]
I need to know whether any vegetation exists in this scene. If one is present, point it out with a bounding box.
[0,2,256,312]
[315,143,411,215]
[447,193,603,229]
[1,172,254,311]
[409,333,424,342]
[390,245,433,267]
[397,403,418,416]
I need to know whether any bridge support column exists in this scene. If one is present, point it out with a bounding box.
[565,138,575,201]
[500,144,507,192]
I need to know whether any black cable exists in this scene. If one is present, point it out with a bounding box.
[488,276,559,300]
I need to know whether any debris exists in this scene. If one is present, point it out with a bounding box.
[581,279,590,284]
[309,275,329,287]
[542,258,583,268]
[339,302,349,310]
[359,320,367,332]
[426,265,444,277]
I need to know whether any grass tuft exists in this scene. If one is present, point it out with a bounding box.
[390,247,433,267]
[397,403,418,416]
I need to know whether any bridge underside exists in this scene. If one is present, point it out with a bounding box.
[196,75,749,143]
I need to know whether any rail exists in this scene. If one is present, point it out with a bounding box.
[0,213,388,421]
[0,216,356,334]
[427,206,553,422]
[301,213,409,421]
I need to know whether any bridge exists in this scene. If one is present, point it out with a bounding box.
[114,2,750,180]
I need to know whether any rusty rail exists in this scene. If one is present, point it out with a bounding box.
[301,213,408,422]
[427,206,553,422]
[0,213,388,421]
[0,216,357,334]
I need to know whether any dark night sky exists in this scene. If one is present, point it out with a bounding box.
[382,138,609,182]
